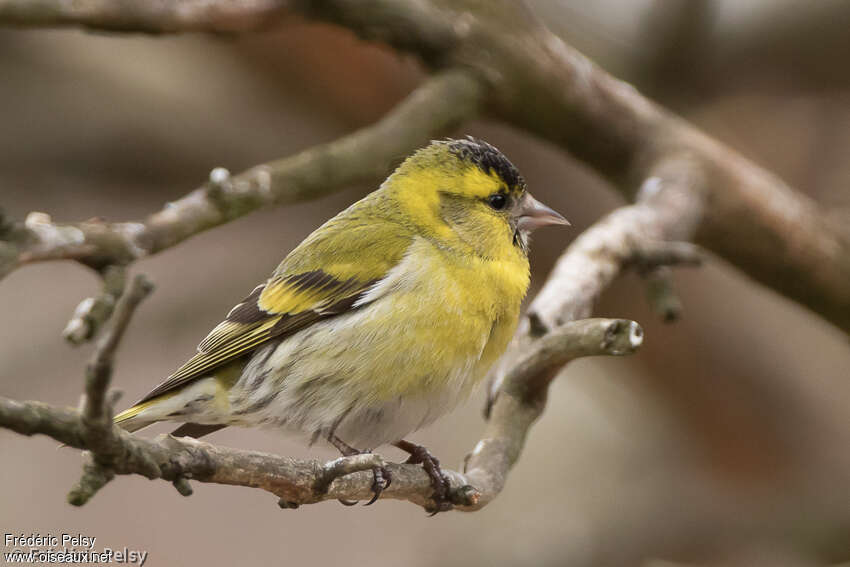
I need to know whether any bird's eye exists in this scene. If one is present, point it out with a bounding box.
[487,193,508,210]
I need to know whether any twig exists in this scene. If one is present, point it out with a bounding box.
[527,157,704,331]
[82,274,153,428]
[63,265,127,344]
[488,156,704,412]
[644,267,684,323]
[629,241,703,275]
[71,274,154,505]
[0,69,484,279]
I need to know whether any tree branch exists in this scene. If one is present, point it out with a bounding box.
[0,68,484,279]
[0,0,291,33]
[63,265,127,344]
[70,274,155,504]
[527,156,704,330]
[0,316,641,512]
[489,156,704,412]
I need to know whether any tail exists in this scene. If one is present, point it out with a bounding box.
[113,391,227,439]
[113,398,163,433]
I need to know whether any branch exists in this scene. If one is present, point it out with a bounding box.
[0,69,484,279]
[0,0,291,33]
[62,265,127,344]
[528,156,704,329]
[70,274,155,504]
[489,156,704,412]
[0,316,641,511]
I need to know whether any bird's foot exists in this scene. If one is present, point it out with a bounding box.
[394,440,451,515]
[328,434,391,506]
[364,464,392,506]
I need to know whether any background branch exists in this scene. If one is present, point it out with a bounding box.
[287,0,850,333]
[0,68,483,279]
[0,0,845,332]
[0,0,290,33]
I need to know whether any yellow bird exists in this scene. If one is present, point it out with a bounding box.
[114,137,567,506]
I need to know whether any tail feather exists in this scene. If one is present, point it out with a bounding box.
[113,380,229,437]
[113,398,164,433]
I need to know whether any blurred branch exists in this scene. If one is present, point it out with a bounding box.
[1,1,847,330]
[644,267,684,323]
[0,317,640,512]
[0,69,483,280]
[636,0,714,100]
[0,0,290,33]
[706,2,850,91]
[284,0,850,333]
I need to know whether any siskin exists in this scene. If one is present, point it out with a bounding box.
[114,137,567,506]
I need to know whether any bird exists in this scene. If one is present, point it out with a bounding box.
[113,137,568,508]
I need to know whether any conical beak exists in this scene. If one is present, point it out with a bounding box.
[516,193,570,232]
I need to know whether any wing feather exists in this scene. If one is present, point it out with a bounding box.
[137,278,372,403]
[134,207,411,405]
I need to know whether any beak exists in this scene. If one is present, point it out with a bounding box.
[515,193,570,232]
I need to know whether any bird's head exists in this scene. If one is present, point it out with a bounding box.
[386,137,568,257]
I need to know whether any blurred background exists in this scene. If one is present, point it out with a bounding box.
[1,1,849,565]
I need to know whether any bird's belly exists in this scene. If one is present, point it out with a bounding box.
[228,290,495,448]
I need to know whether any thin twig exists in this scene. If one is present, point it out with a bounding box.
[644,267,684,323]
[71,274,153,505]
[63,265,127,344]
[488,156,704,412]
[82,274,154,428]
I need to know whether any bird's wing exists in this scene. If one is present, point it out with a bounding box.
[136,217,410,404]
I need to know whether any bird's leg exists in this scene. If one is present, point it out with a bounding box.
[328,433,391,506]
[393,440,451,514]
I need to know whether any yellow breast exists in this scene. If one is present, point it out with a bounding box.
[355,236,529,399]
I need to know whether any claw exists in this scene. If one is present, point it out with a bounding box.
[393,440,452,514]
[364,465,392,505]
[327,434,393,507]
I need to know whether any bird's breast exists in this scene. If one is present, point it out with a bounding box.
[349,236,528,397]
